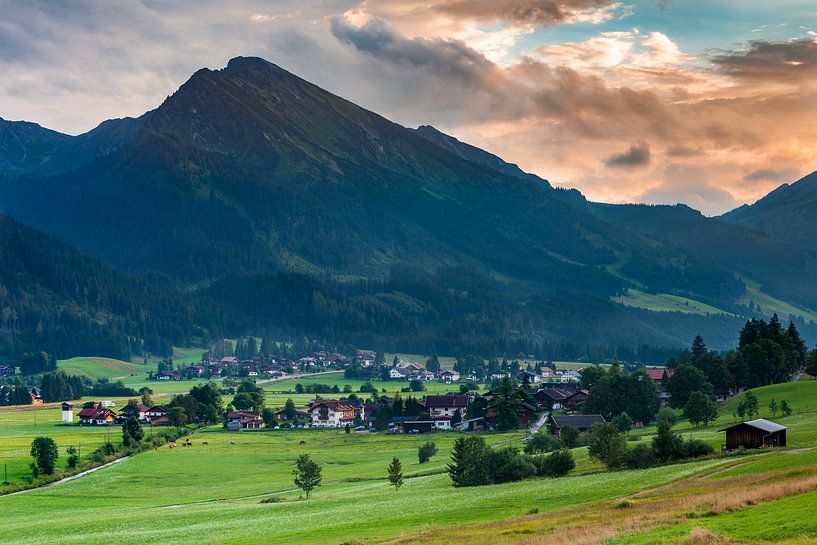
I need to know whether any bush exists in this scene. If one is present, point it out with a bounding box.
[656,407,677,428]
[681,439,714,459]
[418,442,438,464]
[487,448,536,484]
[559,425,580,449]
[623,444,656,469]
[524,433,561,455]
[531,449,575,477]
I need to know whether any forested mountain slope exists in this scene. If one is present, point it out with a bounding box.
[0,57,815,355]
[721,170,817,254]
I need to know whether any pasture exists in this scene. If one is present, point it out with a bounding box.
[0,425,774,545]
[1,378,815,544]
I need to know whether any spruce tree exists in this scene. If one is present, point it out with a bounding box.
[387,457,403,491]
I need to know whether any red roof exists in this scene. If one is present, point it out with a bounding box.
[310,400,357,412]
[646,368,674,381]
[78,408,115,419]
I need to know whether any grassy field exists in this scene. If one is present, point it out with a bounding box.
[738,276,817,324]
[2,379,815,544]
[0,425,759,545]
[612,289,731,316]
[0,405,124,484]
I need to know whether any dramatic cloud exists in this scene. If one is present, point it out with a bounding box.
[743,168,800,183]
[604,141,651,168]
[428,0,617,26]
[713,39,817,81]
[0,0,814,214]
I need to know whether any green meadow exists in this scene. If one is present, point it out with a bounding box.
[1,376,815,544]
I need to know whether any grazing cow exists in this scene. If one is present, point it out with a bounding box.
[230,441,236,445]
[202,441,208,445]
[299,440,306,445]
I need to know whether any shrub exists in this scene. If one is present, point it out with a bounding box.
[559,425,580,448]
[681,439,714,459]
[524,433,561,455]
[532,449,575,477]
[623,444,656,469]
[487,448,536,484]
[418,442,438,464]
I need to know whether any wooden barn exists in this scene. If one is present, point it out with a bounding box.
[719,419,786,450]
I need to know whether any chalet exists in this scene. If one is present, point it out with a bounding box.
[518,401,539,426]
[533,386,573,410]
[437,369,460,383]
[121,402,151,423]
[227,411,265,431]
[308,400,362,428]
[78,406,117,426]
[208,364,228,377]
[424,395,468,418]
[719,419,786,450]
[154,370,180,381]
[548,414,606,436]
[389,367,407,380]
[645,367,674,386]
[559,371,582,383]
[146,405,170,426]
[0,364,15,376]
[540,367,555,378]
[220,356,239,365]
[183,365,206,378]
[646,367,674,400]
[30,387,43,405]
[519,370,541,384]
[274,408,309,422]
[563,389,589,411]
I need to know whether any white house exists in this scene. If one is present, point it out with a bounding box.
[308,400,362,428]
[424,395,469,418]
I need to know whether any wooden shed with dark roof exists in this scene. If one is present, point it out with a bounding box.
[718,419,786,450]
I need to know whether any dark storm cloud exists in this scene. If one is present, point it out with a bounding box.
[603,141,651,167]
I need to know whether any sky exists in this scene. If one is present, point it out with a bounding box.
[1,1,816,215]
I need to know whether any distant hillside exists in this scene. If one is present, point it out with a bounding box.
[0,214,235,361]
[721,170,817,253]
[0,115,146,176]
[1,57,816,354]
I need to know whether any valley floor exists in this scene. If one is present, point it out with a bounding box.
[1,380,816,544]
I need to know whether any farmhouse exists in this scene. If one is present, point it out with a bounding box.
[154,370,181,381]
[78,405,117,426]
[275,408,309,422]
[227,411,265,430]
[0,364,15,376]
[183,365,206,378]
[437,369,460,382]
[548,414,606,436]
[646,367,675,400]
[563,389,589,411]
[146,405,170,426]
[424,394,468,418]
[719,419,787,450]
[309,400,361,428]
